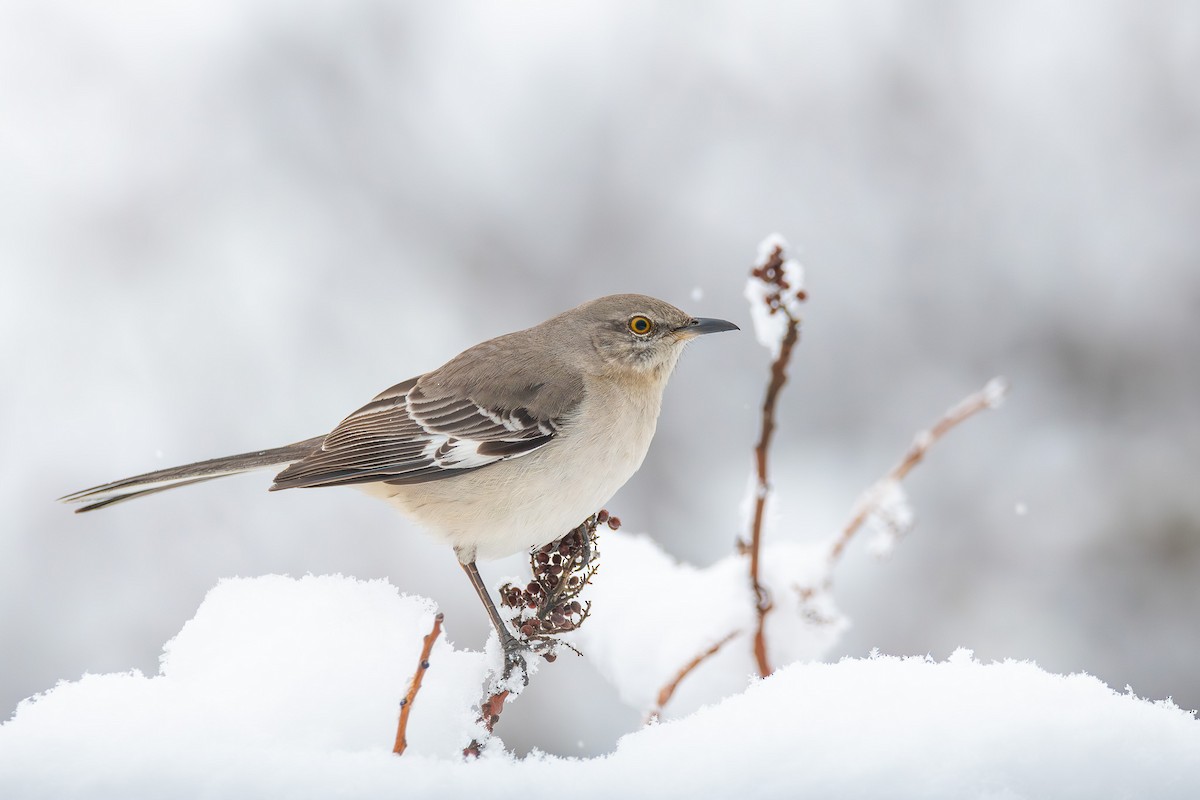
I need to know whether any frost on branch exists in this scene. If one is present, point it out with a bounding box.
[863,479,915,559]
[740,233,809,678]
[744,233,806,358]
[829,376,1009,565]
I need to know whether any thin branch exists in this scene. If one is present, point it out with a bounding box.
[743,242,806,678]
[393,611,444,756]
[827,377,1008,567]
[644,630,740,725]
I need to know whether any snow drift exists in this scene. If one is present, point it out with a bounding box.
[3,573,1197,799]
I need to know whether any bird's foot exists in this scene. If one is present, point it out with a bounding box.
[500,632,532,687]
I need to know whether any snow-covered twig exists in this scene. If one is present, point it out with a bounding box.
[393,612,443,756]
[741,235,806,678]
[828,377,1008,568]
[463,690,510,758]
[645,630,740,725]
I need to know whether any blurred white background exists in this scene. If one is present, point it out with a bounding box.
[3,0,1198,756]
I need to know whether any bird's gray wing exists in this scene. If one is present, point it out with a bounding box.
[270,371,582,491]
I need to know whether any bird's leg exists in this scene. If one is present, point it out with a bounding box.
[460,560,529,684]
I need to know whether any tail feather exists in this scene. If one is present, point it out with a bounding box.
[59,436,326,513]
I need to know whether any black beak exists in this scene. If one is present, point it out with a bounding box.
[679,317,740,336]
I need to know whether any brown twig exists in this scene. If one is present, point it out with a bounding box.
[645,630,740,725]
[827,377,1008,567]
[743,243,806,678]
[462,690,511,758]
[393,611,444,756]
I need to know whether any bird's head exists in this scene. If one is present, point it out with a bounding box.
[566,294,739,378]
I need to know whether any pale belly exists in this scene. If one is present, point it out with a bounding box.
[358,382,661,562]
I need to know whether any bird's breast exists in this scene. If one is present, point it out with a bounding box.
[365,374,668,562]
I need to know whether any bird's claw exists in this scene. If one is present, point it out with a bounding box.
[500,634,531,686]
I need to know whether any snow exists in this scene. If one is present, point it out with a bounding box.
[3,573,1198,799]
[984,375,1010,408]
[863,478,916,558]
[743,233,805,358]
[570,532,845,716]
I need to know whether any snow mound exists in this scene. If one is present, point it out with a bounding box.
[3,575,1198,799]
[1,575,488,791]
[611,651,1200,798]
[571,532,846,716]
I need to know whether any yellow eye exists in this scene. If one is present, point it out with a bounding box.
[628,315,653,335]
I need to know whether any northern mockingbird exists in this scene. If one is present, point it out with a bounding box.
[62,294,738,671]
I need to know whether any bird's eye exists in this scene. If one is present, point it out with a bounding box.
[628,315,653,335]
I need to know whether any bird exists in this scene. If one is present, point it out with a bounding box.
[61,294,738,674]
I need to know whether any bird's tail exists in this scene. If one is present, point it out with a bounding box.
[59,436,326,513]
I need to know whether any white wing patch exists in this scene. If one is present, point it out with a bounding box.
[270,380,568,490]
[424,435,506,470]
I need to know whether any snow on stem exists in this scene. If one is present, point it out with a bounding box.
[463,690,511,759]
[828,377,1009,568]
[742,235,806,678]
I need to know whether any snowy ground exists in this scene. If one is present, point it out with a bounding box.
[3,569,1197,799]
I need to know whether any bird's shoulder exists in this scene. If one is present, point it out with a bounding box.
[420,328,586,423]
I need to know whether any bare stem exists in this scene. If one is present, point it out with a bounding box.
[645,630,740,725]
[393,611,444,756]
[827,378,1008,568]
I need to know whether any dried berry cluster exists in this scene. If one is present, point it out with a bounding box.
[751,244,807,315]
[500,510,619,657]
